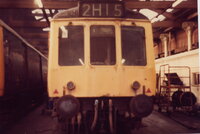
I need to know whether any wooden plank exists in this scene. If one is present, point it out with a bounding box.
[187,12,198,20]
[125,1,197,9]
[125,1,172,9]
[152,9,176,20]
[8,20,48,28]
[0,1,77,9]
[0,1,197,9]
[152,21,181,28]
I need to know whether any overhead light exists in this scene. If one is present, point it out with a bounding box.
[139,9,158,20]
[45,9,50,14]
[39,17,51,22]
[166,8,174,13]
[42,27,50,32]
[172,0,184,8]
[34,16,43,20]
[35,0,43,8]
[52,9,56,13]
[40,19,46,22]
[32,9,43,14]
[151,18,159,23]
[58,10,65,13]
[157,15,166,21]
[48,17,52,21]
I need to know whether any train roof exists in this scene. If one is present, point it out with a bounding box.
[53,4,148,20]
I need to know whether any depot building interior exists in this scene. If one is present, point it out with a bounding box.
[0,0,199,134]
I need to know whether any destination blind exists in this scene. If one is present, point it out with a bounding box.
[79,2,125,18]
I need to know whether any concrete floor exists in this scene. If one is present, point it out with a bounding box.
[4,106,200,134]
[132,111,200,134]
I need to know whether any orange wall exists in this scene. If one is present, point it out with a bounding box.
[0,26,4,96]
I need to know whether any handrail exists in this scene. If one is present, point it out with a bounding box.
[159,64,191,92]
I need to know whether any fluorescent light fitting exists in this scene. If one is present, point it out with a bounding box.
[151,18,159,23]
[42,27,50,32]
[40,19,46,22]
[48,17,52,21]
[157,15,166,21]
[35,16,43,20]
[32,9,43,14]
[172,0,184,8]
[166,8,174,13]
[139,9,158,20]
[35,0,43,8]
[52,9,55,13]
[58,10,65,13]
[45,9,50,14]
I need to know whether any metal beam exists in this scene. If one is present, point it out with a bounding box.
[41,8,50,26]
[0,1,197,9]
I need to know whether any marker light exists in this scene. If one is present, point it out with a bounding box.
[132,81,141,91]
[67,81,75,91]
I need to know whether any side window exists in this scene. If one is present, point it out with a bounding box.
[58,26,84,66]
[193,73,200,85]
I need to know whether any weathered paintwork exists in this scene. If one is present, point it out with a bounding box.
[48,18,156,98]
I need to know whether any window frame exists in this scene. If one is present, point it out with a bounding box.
[58,25,85,66]
[120,25,147,66]
[193,72,200,86]
[89,25,117,66]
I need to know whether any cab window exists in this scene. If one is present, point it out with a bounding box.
[90,25,116,65]
[58,26,84,66]
[121,26,146,66]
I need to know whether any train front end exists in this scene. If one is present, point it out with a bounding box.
[48,1,156,132]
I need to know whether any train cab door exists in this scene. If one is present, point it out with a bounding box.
[87,23,120,97]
